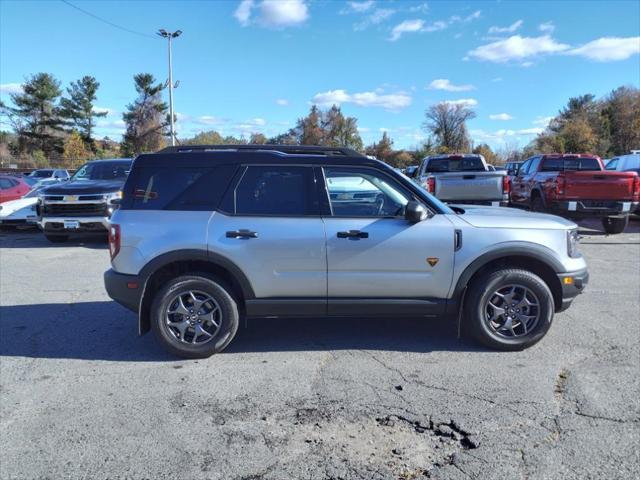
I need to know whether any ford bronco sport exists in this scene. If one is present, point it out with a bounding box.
[104,145,588,358]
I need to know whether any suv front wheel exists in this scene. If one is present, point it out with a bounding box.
[151,274,239,358]
[465,268,554,351]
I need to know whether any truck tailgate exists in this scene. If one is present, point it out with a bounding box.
[435,172,504,201]
[562,171,637,200]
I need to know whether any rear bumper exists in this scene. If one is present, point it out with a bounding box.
[38,216,110,235]
[551,200,638,217]
[104,269,141,313]
[556,268,589,312]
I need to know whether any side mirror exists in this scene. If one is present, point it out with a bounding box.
[405,201,428,223]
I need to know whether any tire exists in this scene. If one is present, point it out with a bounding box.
[601,216,628,234]
[45,234,69,243]
[530,195,545,212]
[464,268,554,351]
[151,274,239,358]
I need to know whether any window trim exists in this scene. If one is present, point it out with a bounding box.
[220,163,323,218]
[320,165,425,219]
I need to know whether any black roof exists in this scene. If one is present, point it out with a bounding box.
[136,144,380,168]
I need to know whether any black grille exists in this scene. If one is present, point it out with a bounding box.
[44,203,107,217]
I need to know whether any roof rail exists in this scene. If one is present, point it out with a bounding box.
[157,144,364,157]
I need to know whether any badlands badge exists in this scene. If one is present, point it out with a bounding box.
[427,257,439,267]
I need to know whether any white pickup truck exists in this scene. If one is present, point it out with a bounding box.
[416,154,509,206]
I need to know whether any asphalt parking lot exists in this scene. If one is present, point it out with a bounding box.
[1,219,639,480]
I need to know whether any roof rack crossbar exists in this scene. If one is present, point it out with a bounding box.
[158,144,363,157]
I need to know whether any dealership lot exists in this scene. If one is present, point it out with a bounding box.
[1,220,639,480]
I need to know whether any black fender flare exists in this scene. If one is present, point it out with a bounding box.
[137,249,255,335]
[450,243,565,307]
[530,185,547,207]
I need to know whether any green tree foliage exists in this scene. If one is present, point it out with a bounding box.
[366,131,394,162]
[249,133,268,144]
[423,102,476,152]
[121,73,168,156]
[0,73,65,156]
[60,76,106,150]
[291,105,363,150]
[63,129,92,167]
[472,143,498,165]
[183,130,224,145]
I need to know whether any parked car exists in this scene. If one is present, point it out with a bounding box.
[0,175,31,203]
[104,144,588,358]
[505,162,523,177]
[605,151,640,175]
[28,168,70,181]
[510,153,639,234]
[416,154,509,206]
[0,187,41,228]
[403,165,419,178]
[36,158,132,242]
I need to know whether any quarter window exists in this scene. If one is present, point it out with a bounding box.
[233,166,318,216]
[324,167,411,217]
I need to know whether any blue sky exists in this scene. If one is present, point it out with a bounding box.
[1,0,639,150]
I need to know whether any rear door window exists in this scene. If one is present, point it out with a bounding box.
[231,165,319,216]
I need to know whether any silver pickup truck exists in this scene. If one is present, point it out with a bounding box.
[416,154,509,206]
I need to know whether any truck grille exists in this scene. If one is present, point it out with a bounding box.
[43,203,107,217]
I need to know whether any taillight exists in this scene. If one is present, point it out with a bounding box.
[502,175,510,195]
[556,174,566,196]
[108,224,121,260]
[633,174,640,201]
[426,176,436,194]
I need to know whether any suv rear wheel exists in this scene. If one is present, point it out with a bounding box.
[151,274,239,358]
[464,268,554,351]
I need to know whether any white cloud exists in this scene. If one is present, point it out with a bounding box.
[234,0,309,28]
[491,77,503,82]
[489,113,514,121]
[471,127,543,143]
[423,20,448,32]
[175,112,190,122]
[440,98,478,107]
[538,21,555,33]
[389,19,424,41]
[234,0,254,26]
[96,119,126,129]
[346,1,374,13]
[195,115,226,126]
[532,116,553,127]
[0,83,23,95]
[488,20,523,34]
[567,37,640,62]
[408,2,429,13]
[354,8,395,30]
[311,88,412,110]
[276,98,289,106]
[428,78,475,92]
[468,35,570,63]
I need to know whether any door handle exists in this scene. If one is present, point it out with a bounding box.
[226,229,258,239]
[337,230,369,239]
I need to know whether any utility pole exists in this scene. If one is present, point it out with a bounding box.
[157,29,182,146]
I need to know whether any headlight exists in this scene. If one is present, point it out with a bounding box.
[104,191,123,203]
[567,229,581,258]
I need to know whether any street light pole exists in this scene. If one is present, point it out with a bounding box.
[157,29,182,146]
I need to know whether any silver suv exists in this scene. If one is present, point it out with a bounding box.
[104,145,588,358]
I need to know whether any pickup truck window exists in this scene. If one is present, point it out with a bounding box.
[72,160,132,181]
[541,157,601,172]
[426,157,485,172]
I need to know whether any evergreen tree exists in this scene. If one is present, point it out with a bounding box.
[121,74,168,156]
[60,76,106,150]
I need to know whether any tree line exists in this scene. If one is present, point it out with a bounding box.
[1,72,638,169]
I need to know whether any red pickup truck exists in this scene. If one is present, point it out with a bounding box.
[510,154,639,234]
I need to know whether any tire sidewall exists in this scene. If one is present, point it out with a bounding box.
[151,275,239,358]
[469,270,554,350]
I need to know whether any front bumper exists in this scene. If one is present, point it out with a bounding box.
[552,200,638,217]
[38,216,110,235]
[104,269,141,313]
[556,268,589,312]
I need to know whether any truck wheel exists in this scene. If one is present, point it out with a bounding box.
[530,195,545,212]
[601,216,628,234]
[151,274,239,359]
[45,234,69,243]
[464,268,554,351]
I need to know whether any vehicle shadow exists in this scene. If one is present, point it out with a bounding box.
[0,229,107,249]
[0,301,480,361]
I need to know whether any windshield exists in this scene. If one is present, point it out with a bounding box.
[29,169,53,178]
[426,157,485,172]
[71,161,131,181]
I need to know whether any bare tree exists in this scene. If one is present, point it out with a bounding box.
[423,103,476,152]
